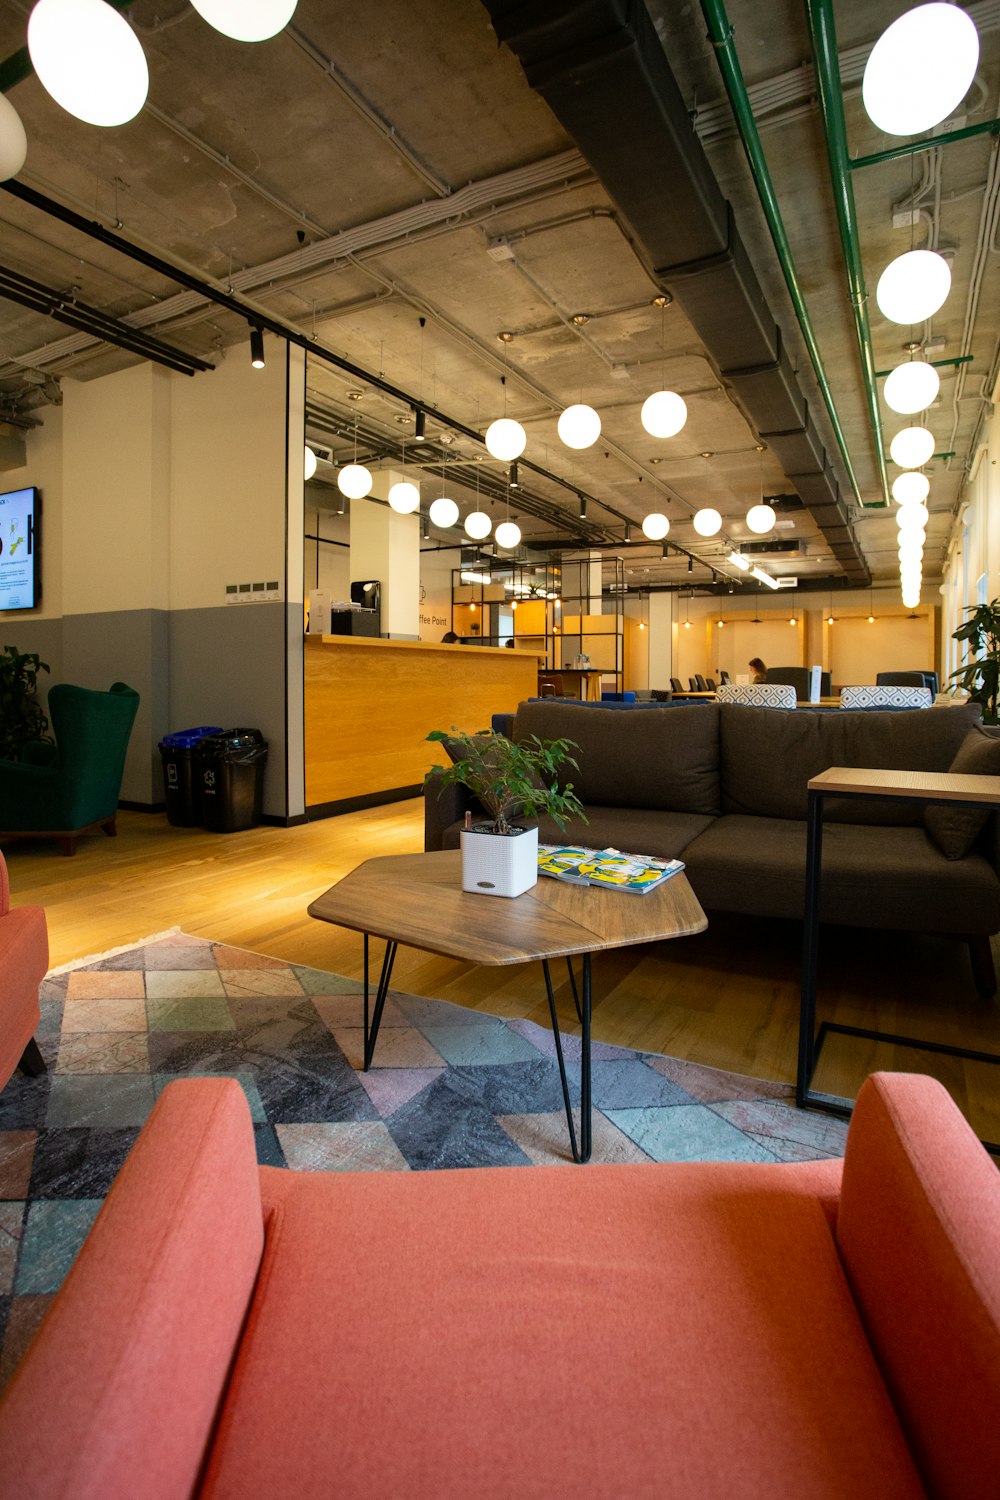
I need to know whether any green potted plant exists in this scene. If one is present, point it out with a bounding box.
[425,728,587,898]
[0,645,51,761]
[950,600,1000,723]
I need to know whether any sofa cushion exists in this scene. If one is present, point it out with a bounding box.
[681,814,1000,932]
[440,806,716,861]
[202,1160,923,1500]
[514,700,721,815]
[924,725,1000,859]
[720,703,981,824]
[837,1072,1000,1500]
[0,1079,264,1500]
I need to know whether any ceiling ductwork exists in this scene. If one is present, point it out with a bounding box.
[483,0,869,583]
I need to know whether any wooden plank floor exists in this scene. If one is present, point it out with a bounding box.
[5,801,999,1135]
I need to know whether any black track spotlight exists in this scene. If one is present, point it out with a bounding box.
[578,492,587,518]
[687,556,693,573]
[510,461,519,489]
[624,521,632,543]
[414,409,426,441]
[249,326,265,368]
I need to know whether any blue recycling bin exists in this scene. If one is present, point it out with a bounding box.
[159,726,223,827]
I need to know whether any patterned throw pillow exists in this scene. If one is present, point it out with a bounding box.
[924,725,1000,860]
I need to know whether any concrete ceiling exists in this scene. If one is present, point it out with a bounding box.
[0,0,997,603]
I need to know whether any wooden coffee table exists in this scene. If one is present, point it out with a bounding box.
[309,850,707,1162]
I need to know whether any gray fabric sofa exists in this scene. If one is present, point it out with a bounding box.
[424,699,999,992]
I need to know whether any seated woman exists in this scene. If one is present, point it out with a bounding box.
[748,657,767,684]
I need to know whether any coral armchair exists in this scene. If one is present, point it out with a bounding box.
[0,681,139,855]
[0,849,47,1090]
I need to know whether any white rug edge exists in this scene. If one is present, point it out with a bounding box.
[48,926,193,975]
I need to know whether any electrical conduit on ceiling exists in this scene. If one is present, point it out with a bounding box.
[699,0,865,513]
[803,0,891,507]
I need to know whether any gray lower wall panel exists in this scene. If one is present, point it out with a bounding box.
[1,605,292,816]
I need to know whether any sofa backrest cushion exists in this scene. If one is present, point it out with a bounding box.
[0,1078,264,1500]
[514,700,721,815]
[836,1072,1000,1500]
[720,702,982,823]
[924,724,1000,858]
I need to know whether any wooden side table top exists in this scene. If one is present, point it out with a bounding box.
[309,849,707,966]
[808,766,1000,804]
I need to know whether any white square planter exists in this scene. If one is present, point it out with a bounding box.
[460,824,538,898]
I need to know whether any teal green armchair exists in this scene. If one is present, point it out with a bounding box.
[0,682,140,855]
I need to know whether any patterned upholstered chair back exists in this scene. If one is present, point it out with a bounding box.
[716,683,798,709]
[839,685,933,709]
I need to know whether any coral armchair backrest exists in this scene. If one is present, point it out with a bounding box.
[0,682,139,853]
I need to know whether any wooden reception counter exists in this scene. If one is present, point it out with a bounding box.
[304,635,540,815]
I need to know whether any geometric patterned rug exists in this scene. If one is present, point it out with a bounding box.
[0,930,848,1388]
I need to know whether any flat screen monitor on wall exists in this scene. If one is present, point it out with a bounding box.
[0,487,40,611]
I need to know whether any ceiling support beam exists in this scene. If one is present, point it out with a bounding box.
[803,0,891,507]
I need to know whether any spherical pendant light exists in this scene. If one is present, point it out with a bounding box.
[464,511,492,540]
[883,359,940,415]
[862,3,979,138]
[0,93,27,180]
[387,480,420,514]
[189,0,297,42]
[484,417,526,462]
[891,470,929,505]
[557,403,601,450]
[495,520,522,549]
[876,250,951,326]
[337,462,373,500]
[890,425,935,469]
[898,536,925,562]
[641,512,669,540]
[640,390,687,439]
[897,500,930,532]
[28,0,149,126]
[429,496,459,528]
[303,446,317,481]
[746,503,777,535]
[692,507,722,537]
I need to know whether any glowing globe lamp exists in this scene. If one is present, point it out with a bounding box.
[189,0,297,41]
[387,480,420,514]
[641,512,669,540]
[863,3,979,137]
[883,359,940,415]
[693,507,722,537]
[464,511,492,540]
[557,403,601,450]
[429,496,459,528]
[484,418,526,462]
[746,503,776,535]
[337,463,373,499]
[891,470,929,505]
[303,446,317,481]
[890,426,935,469]
[876,250,951,326]
[28,0,149,126]
[495,520,522,549]
[0,93,27,179]
[640,390,687,438]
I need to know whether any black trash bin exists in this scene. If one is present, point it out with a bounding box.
[197,728,268,833]
[159,726,223,827]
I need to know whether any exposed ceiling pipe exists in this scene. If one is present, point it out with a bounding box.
[482,0,869,583]
[699,0,864,516]
[803,0,890,507]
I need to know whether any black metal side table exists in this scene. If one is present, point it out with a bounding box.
[797,765,1000,1154]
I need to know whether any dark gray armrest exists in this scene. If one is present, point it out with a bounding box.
[423,770,481,851]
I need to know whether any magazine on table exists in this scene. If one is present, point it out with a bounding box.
[537,844,684,895]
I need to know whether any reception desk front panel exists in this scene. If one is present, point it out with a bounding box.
[304,636,538,815]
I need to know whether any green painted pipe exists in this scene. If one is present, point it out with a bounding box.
[875,355,972,377]
[0,0,139,94]
[803,0,890,506]
[853,118,1000,171]
[700,0,865,515]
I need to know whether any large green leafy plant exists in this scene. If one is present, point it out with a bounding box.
[426,728,587,836]
[951,600,1000,723]
[0,645,50,760]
